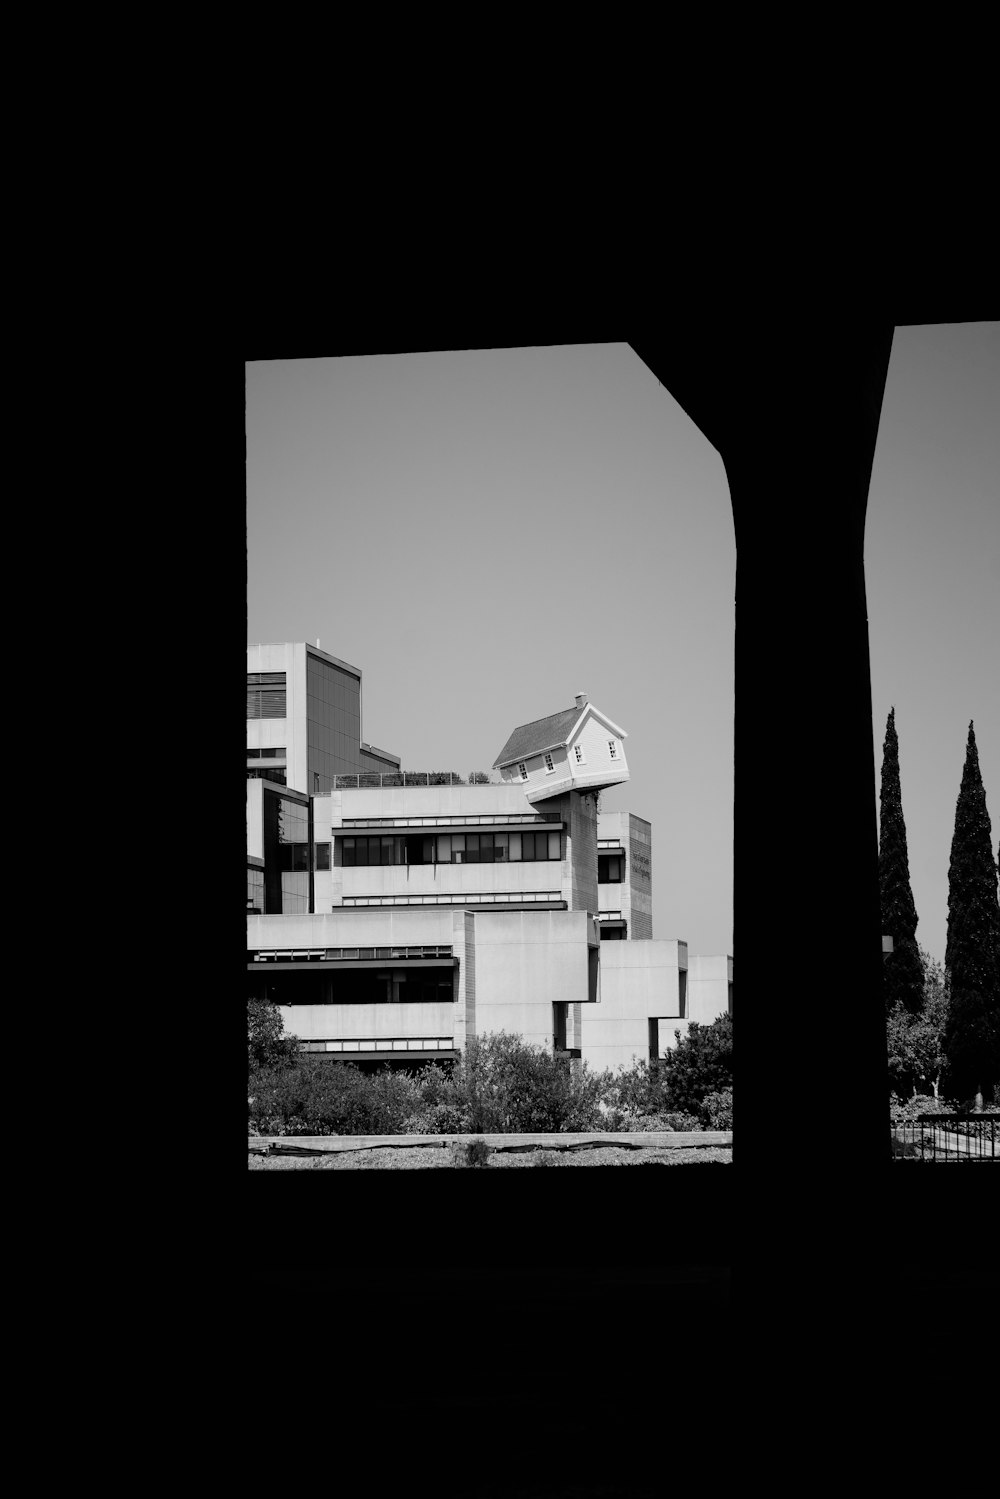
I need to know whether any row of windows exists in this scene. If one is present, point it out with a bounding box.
[343,814,561,828]
[341,831,562,866]
[252,945,453,962]
[301,1038,455,1053]
[247,767,287,784]
[247,747,286,759]
[598,854,625,883]
[514,741,617,779]
[343,891,562,907]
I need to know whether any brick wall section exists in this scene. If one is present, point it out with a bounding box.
[559,790,599,914]
[628,814,653,938]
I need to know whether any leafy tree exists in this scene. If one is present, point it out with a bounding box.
[656,1012,733,1116]
[248,995,299,1075]
[877,708,924,1015]
[943,723,1000,1102]
[886,949,950,1100]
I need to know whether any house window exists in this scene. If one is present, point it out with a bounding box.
[544,753,555,774]
[608,740,617,760]
[574,745,584,764]
[518,762,528,780]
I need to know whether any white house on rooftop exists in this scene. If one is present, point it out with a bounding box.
[492,693,630,805]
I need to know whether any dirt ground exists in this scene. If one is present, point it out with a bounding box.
[249,1143,732,1168]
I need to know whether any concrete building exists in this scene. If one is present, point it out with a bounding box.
[247,642,400,794]
[247,651,731,1074]
[249,907,598,1066]
[687,954,734,1024]
[597,810,652,940]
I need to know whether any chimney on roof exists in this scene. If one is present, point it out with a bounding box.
[575,692,587,708]
[316,639,321,648]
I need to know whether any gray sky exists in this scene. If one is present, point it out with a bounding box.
[247,325,998,965]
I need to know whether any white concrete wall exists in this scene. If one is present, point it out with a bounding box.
[581,940,688,1075]
[686,954,733,1025]
[337,784,534,820]
[247,642,310,794]
[248,909,461,953]
[280,1001,454,1044]
[472,910,596,1052]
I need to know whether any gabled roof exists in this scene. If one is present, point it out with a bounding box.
[493,703,628,769]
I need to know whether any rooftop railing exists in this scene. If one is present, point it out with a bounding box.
[333,771,502,788]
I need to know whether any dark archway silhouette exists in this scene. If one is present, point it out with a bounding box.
[246,313,991,1402]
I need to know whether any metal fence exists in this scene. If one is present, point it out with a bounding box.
[891,1113,998,1162]
[334,771,501,788]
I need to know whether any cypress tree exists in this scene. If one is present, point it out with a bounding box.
[943,722,1000,1102]
[877,708,924,1015]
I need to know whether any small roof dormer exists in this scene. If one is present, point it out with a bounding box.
[492,697,630,804]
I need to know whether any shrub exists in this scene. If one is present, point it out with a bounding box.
[698,1088,733,1130]
[602,1059,661,1118]
[405,1100,471,1135]
[657,1013,733,1115]
[889,1092,958,1127]
[248,1060,422,1136]
[444,1032,608,1133]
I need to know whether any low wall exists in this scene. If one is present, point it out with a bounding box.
[249,1130,733,1153]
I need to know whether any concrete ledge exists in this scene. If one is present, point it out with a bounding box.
[249,1131,732,1153]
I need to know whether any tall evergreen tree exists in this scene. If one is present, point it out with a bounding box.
[878,708,924,1015]
[943,722,1000,1102]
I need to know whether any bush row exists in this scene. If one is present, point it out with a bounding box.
[248,1021,734,1138]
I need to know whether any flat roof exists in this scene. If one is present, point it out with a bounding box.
[248,643,363,679]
